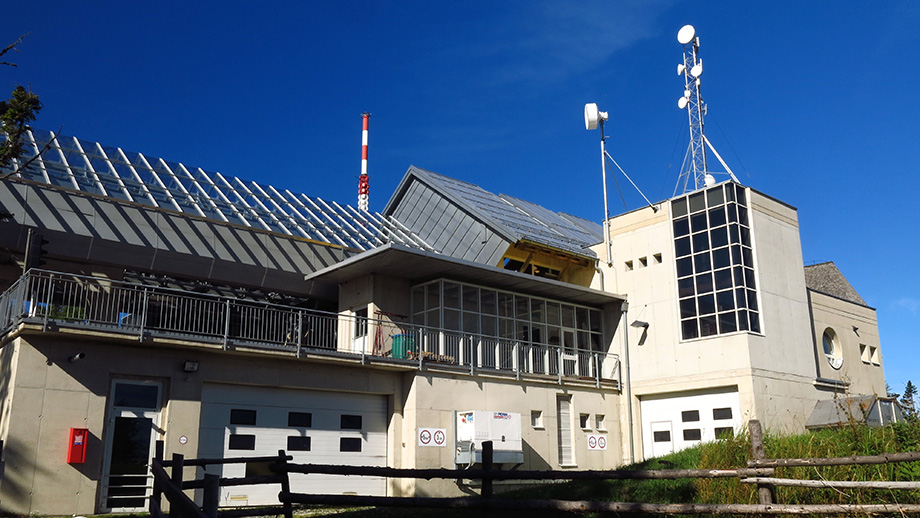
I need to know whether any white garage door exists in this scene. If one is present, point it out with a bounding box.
[199,384,388,507]
[639,387,741,459]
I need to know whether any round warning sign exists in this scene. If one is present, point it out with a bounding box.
[418,427,447,447]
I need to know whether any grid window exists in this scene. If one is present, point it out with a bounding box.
[672,183,760,340]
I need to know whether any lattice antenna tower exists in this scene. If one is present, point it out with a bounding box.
[674,25,738,195]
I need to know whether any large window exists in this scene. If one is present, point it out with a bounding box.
[672,183,760,340]
[410,280,603,351]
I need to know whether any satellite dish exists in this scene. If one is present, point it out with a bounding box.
[704,173,716,187]
[691,62,703,78]
[677,63,686,75]
[678,97,688,109]
[584,103,607,130]
[677,25,696,45]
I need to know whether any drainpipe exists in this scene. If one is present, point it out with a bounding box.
[621,300,634,464]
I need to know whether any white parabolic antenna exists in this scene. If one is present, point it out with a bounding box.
[584,102,607,130]
[677,24,696,45]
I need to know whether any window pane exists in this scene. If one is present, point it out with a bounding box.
[444,283,460,308]
[708,207,726,228]
[715,268,733,290]
[716,290,735,311]
[713,247,731,269]
[677,257,693,278]
[710,226,728,248]
[681,410,700,422]
[287,436,311,451]
[689,191,706,213]
[693,252,711,273]
[673,217,690,237]
[698,294,715,315]
[707,185,724,206]
[691,212,708,233]
[113,383,159,409]
[288,412,312,427]
[654,430,671,442]
[480,290,497,315]
[713,407,733,420]
[692,232,709,253]
[683,429,702,441]
[719,312,737,333]
[680,297,697,318]
[462,286,479,312]
[675,236,691,257]
[340,415,362,430]
[340,438,362,452]
[695,273,713,294]
[678,277,695,298]
[228,434,255,450]
[230,409,257,425]
[681,319,699,339]
[671,197,688,217]
[700,315,718,336]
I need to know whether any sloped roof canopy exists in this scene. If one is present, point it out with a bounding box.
[383,166,602,261]
[5,130,433,253]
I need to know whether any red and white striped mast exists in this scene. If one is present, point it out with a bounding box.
[358,112,371,211]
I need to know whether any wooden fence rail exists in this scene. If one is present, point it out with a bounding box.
[149,419,920,516]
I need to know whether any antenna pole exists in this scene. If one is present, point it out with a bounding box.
[358,112,370,211]
[599,121,612,267]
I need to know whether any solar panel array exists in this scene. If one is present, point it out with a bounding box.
[418,170,602,258]
[5,130,433,252]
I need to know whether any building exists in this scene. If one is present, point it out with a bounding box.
[0,127,889,514]
[596,183,886,458]
[0,130,626,515]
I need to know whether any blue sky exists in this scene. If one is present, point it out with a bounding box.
[5,1,918,394]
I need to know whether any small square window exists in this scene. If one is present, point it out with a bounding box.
[595,414,606,431]
[681,410,700,422]
[683,429,702,441]
[579,413,590,429]
[230,409,257,426]
[287,436,311,451]
[860,344,870,364]
[870,346,880,365]
[340,437,362,452]
[228,434,255,450]
[639,256,648,268]
[713,407,733,420]
[341,414,362,430]
[531,410,543,429]
[625,260,634,271]
[653,430,671,442]
[653,253,662,264]
[288,412,312,427]
[715,427,734,439]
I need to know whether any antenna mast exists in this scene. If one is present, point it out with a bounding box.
[358,112,370,211]
[675,25,739,195]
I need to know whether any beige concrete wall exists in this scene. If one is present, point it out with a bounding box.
[403,373,621,496]
[808,290,885,396]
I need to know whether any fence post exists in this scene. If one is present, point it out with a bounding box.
[168,453,185,518]
[749,419,776,505]
[482,440,493,499]
[202,474,219,518]
[277,449,294,518]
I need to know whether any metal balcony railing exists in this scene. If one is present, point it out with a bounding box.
[0,270,620,386]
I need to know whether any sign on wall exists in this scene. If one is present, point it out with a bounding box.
[587,434,607,451]
[418,427,447,447]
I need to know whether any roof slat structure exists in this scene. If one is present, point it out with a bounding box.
[4,130,435,253]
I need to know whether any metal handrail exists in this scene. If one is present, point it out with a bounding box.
[1,270,619,384]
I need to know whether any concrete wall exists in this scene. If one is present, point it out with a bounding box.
[403,373,621,496]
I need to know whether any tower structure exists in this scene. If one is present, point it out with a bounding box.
[358,112,371,211]
[675,25,708,194]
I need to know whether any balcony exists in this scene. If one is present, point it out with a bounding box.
[0,270,620,386]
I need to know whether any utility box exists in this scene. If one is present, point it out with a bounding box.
[455,411,524,465]
[67,427,88,464]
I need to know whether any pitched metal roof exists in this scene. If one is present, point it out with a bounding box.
[3,129,434,252]
[385,166,603,259]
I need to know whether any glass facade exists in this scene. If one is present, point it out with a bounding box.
[672,183,760,340]
[410,280,603,353]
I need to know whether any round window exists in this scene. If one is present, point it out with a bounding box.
[822,328,843,369]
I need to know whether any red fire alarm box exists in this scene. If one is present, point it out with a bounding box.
[67,428,88,464]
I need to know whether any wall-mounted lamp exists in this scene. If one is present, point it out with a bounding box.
[68,352,85,363]
[183,360,200,373]
[630,320,650,329]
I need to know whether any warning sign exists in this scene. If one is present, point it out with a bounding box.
[418,427,447,447]
[587,434,607,451]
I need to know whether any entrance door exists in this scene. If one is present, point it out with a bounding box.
[100,381,162,512]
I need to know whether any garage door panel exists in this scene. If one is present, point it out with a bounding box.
[199,384,388,506]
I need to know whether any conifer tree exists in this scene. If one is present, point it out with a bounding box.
[900,380,917,420]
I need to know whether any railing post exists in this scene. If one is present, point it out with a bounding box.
[202,474,219,518]
[277,449,294,518]
[481,440,493,499]
[515,341,520,380]
[749,419,776,505]
[223,299,231,350]
[168,453,185,518]
[557,347,563,385]
[594,352,601,388]
[139,287,149,341]
[296,310,303,357]
[42,272,53,331]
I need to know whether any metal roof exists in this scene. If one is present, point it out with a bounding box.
[385,167,603,259]
[3,129,434,252]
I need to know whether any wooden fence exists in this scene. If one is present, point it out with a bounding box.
[150,420,920,516]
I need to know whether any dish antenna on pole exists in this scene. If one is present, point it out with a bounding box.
[674,25,738,195]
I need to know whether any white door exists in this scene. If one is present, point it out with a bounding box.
[199,384,388,507]
[649,421,674,457]
[99,381,162,512]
